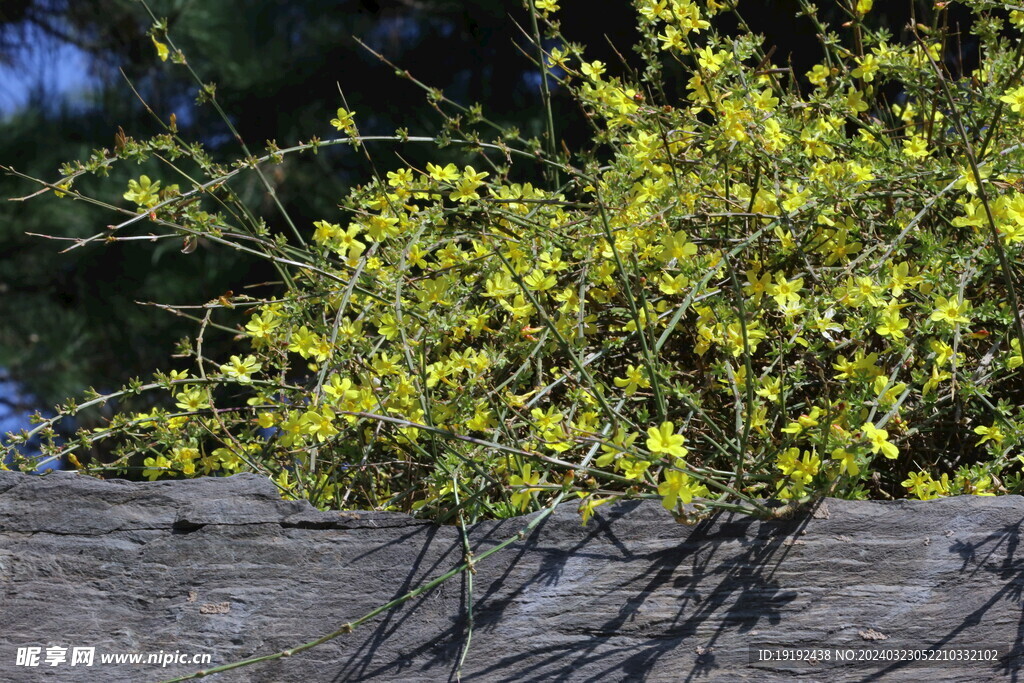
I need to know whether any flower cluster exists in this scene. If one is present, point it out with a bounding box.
[7,0,1024,521]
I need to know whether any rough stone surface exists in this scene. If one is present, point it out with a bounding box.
[2,470,1023,682]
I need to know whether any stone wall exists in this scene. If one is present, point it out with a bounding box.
[1,470,1022,681]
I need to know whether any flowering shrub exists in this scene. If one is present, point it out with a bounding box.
[6,0,1024,527]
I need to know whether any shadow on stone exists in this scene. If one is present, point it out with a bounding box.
[2,471,1023,681]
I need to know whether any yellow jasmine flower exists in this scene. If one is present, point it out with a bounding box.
[330,107,356,134]
[646,421,688,458]
[142,455,173,481]
[974,424,1005,447]
[220,355,261,383]
[929,296,971,326]
[613,365,651,396]
[862,422,899,459]
[510,465,543,511]
[302,406,338,443]
[1000,86,1024,114]
[658,466,704,509]
[832,448,859,476]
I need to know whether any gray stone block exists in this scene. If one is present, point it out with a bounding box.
[1,470,1021,681]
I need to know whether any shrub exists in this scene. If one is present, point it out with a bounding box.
[5,0,1024,527]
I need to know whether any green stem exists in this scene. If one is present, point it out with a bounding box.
[528,0,561,189]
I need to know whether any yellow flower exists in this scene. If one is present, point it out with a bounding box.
[578,494,614,525]
[888,261,923,296]
[289,325,322,359]
[922,364,951,396]
[426,162,460,182]
[450,179,483,203]
[330,107,356,134]
[245,311,281,342]
[852,54,878,82]
[619,458,651,480]
[531,406,563,432]
[1009,339,1023,369]
[832,448,859,477]
[965,475,996,496]
[523,269,557,291]
[902,471,934,499]
[581,60,606,80]
[1000,86,1024,114]
[386,168,414,188]
[124,175,161,208]
[862,422,898,459]
[174,388,210,412]
[756,376,781,402]
[152,36,169,62]
[142,455,173,481]
[776,447,800,476]
[466,403,495,432]
[929,296,971,326]
[596,428,640,467]
[312,220,342,245]
[658,273,689,295]
[658,466,705,509]
[461,165,489,184]
[171,445,199,474]
[613,365,650,396]
[547,46,570,70]
[324,375,359,402]
[752,89,778,111]
[929,338,955,366]
[806,63,832,86]
[903,134,929,159]
[696,46,729,73]
[510,465,543,511]
[646,421,688,458]
[780,185,810,213]
[659,231,697,262]
[876,309,908,340]
[789,450,821,485]
[743,268,771,302]
[974,424,1005,447]
[301,406,338,443]
[781,407,822,436]
[846,88,869,113]
[220,355,261,383]
[371,352,401,377]
[767,272,803,307]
